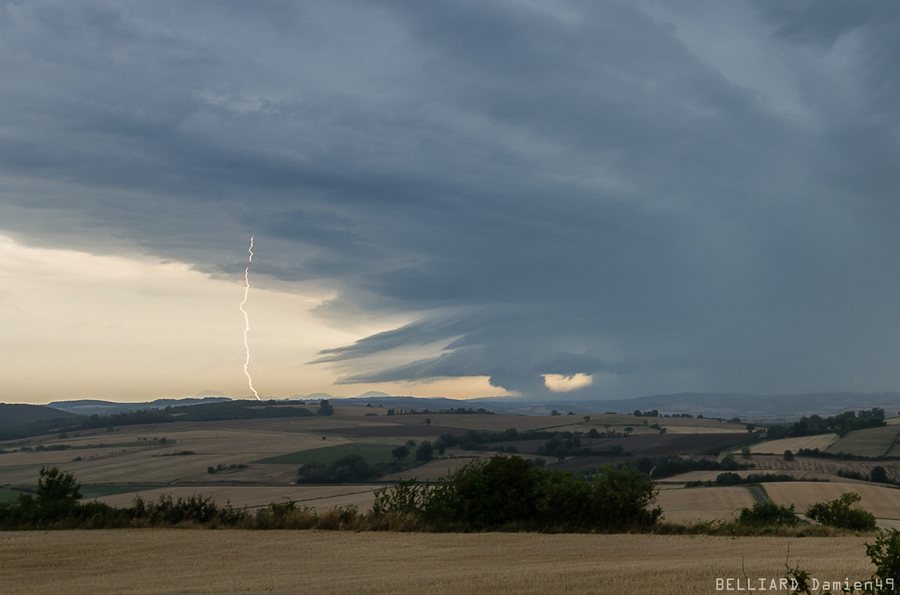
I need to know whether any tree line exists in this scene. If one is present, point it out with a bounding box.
[765,408,886,439]
[0,400,319,442]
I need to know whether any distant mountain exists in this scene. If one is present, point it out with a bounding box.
[192,390,229,399]
[0,403,81,429]
[355,391,392,398]
[48,395,232,416]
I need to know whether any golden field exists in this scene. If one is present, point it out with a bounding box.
[744,434,840,455]
[655,486,757,523]
[6,407,900,527]
[0,531,876,595]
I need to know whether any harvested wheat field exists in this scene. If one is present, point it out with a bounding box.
[0,531,875,595]
[765,481,900,522]
[746,455,900,483]
[745,434,839,455]
[656,486,756,523]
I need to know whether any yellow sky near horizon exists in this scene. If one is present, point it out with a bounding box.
[0,235,511,405]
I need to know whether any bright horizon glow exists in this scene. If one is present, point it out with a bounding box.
[0,235,512,405]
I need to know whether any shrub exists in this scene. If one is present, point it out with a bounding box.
[737,502,798,527]
[787,529,900,593]
[866,529,900,591]
[806,492,877,531]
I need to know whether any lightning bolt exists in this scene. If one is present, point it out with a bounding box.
[240,236,260,400]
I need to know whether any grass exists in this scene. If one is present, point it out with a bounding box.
[254,443,400,465]
[0,487,28,504]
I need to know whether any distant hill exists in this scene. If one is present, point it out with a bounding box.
[332,391,900,421]
[0,403,81,429]
[597,392,900,421]
[30,391,900,425]
[48,395,232,416]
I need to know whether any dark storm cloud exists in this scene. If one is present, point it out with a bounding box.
[4,0,900,398]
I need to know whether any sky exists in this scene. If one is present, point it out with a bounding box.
[3,1,900,404]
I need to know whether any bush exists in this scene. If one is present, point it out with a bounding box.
[866,529,900,591]
[786,529,900,593]
[371,455,661,532]
[737,502,798,527]
[806,492,877,531]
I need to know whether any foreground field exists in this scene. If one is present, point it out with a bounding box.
[0,531,875,595]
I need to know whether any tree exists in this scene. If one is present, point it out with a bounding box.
[871,466,889,484]
[406,439,417,448]
[392,445,410,460]
[37,466,82,504]
[583,415,590,423]
[425,418,431,426]
[623,427,633,437]
[741,447,752,459]
[806,492,876,531]
[16,466,84,521]
[317,399,334,416]
[550,410,560,416]
[415,441,434,462]
[783,449,794,461]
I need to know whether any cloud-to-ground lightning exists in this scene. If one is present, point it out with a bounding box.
[239,236,260,400]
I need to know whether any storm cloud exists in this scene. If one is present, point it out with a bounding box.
[3,0,900,400]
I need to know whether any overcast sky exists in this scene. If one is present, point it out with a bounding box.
[3,1,900,404]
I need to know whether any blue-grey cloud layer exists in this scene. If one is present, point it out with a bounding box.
[3,0,900,398]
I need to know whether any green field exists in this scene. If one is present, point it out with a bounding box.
[826,425,900,457]
[0,487,29,504]
[254,443,399,465]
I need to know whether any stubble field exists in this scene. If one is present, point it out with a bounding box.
[0,530,875,595]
